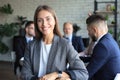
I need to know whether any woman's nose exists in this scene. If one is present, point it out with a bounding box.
[42,20,47,26]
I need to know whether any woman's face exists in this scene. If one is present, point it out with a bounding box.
[37,10,55,36]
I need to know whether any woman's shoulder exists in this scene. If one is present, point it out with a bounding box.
[54,35,69,44]
[29,39,40,47]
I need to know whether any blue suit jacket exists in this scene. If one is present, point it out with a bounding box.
[72,35,85,53]
[87,33,120,80]
[64,35,85,53]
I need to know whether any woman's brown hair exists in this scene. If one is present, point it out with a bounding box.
[34,5,62,40]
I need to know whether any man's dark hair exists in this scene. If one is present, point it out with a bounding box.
[86,14,106,26]
[25,21,34,28]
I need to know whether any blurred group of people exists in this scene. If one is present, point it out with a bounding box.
[13,5,120,80]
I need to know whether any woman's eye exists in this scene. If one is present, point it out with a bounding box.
[46,18,50,21]
[37,19,42,22]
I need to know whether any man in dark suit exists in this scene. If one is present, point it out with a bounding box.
[86,14,120,80]
[63,22,85,53]
[13,21,35,77]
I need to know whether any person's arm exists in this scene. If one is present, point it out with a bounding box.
[87,43,110,80]
[66,42,89,80]
[79,40,95,56]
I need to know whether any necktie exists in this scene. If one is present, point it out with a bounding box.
[65,37,71,43]
[27,39,32,43]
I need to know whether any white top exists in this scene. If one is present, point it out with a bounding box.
[114,73,120,80]
[38,40,52,77]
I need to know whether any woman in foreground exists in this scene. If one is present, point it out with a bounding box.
[21,5,88,80]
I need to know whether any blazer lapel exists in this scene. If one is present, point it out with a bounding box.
[23,37,27,46]
[33,40,41,75]
[46,35,58,73]
[72,36,74,44]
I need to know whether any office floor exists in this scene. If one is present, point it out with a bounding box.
[0,61,16,80]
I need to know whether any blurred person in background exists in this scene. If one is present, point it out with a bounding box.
[86,14,120,80]
[63,22,85,53]
[13,21,35,80]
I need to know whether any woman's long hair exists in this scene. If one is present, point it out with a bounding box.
[34,5,62,40]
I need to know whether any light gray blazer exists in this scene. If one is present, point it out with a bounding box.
[21,35,88,80]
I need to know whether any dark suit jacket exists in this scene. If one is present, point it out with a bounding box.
[72,35,85,52]
[87,33,120,80]
[13,36,27,74]
[64,35,85,53]
[21,35,88,80]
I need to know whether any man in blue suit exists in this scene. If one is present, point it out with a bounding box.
[86,14,120,80]
[63,22,85,53]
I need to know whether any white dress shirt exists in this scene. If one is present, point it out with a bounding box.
[25,36,34,43]
[38,40,52,77]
